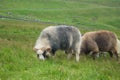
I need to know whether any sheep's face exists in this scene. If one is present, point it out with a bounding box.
[33,47,51,60]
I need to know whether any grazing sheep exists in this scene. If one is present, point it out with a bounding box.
[80,30,119,60]
[33,25,82,61]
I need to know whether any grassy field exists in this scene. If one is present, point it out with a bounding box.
[0,0,120,80]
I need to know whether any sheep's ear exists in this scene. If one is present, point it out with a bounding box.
[46,47,51,52]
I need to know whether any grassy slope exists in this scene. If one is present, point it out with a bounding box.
[0,0,120,80]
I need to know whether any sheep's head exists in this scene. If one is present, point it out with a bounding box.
[33,46,51,60]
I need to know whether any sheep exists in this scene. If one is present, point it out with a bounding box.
[80,30,119,60]
[33,25,82,61]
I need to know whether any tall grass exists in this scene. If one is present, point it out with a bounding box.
[0,0,120,80]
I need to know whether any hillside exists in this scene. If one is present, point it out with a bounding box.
[0,0,120,80]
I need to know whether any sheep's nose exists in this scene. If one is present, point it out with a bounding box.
[37,54,45,60]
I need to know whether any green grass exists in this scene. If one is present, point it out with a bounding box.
[0,0,120,80]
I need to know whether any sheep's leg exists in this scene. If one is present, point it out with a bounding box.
[76,52,80,62]
[108,51,113,58]
[92,52,98,60]
[109,51,119,61]
[114,52,119,61]
[75,43,81,62]
[67,53,72,59]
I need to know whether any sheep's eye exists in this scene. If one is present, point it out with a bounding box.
[43,51,49,58]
